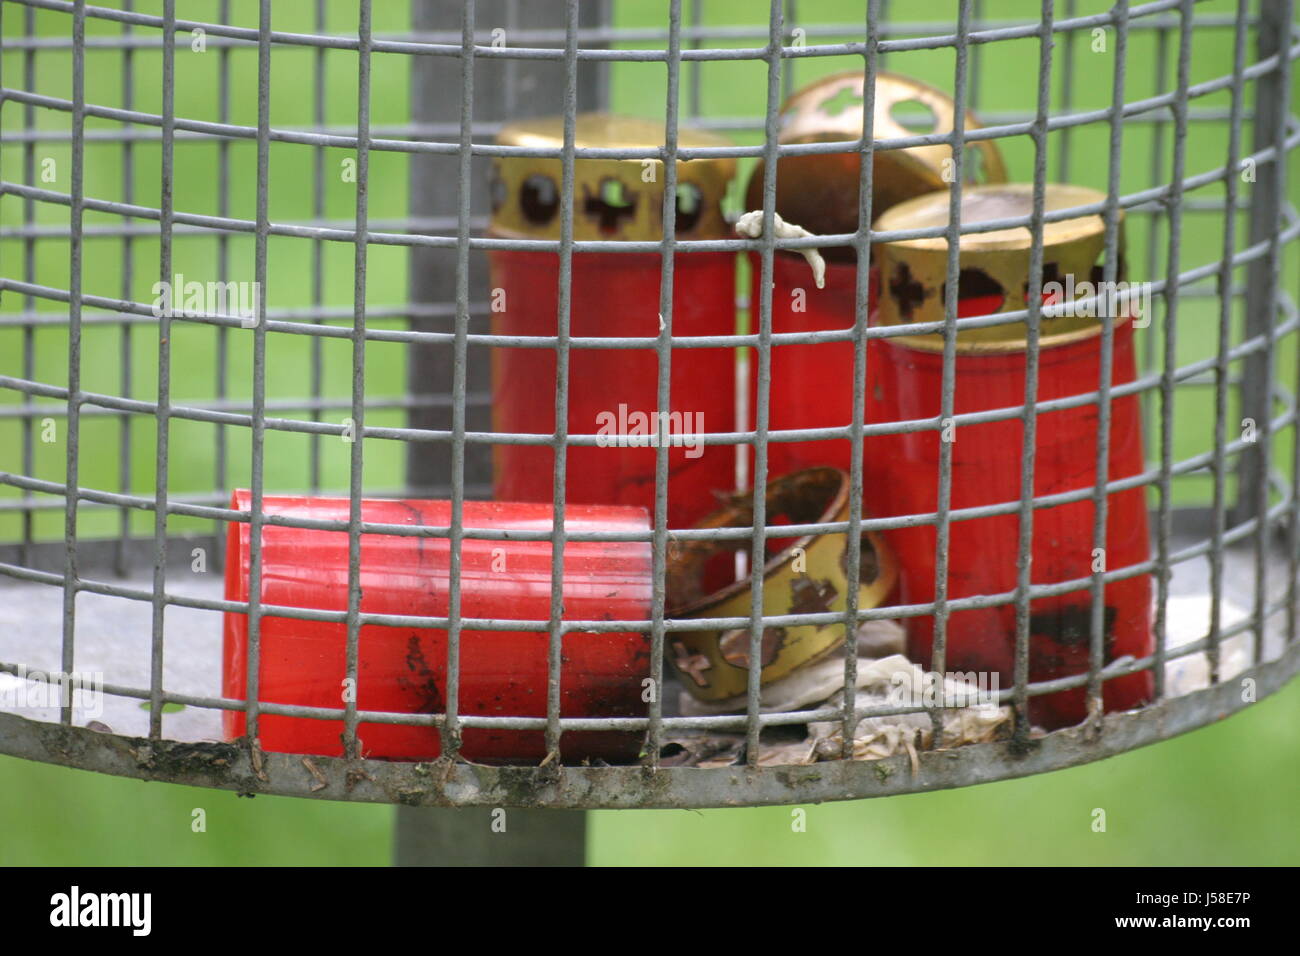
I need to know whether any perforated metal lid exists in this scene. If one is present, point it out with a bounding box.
[490,113,736,242]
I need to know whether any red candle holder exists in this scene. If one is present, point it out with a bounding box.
[223,492,653,763]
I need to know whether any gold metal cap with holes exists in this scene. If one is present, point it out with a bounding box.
[743,71,1008,247]
[665,468,898,702]
[489,113,736,243]
[873,183,1132,353]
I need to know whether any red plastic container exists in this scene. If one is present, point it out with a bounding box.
[488,114,739,531]
[747,252,879,479]
[223,491,652,763]
[864,323,1154,728]
[490,248,738,530]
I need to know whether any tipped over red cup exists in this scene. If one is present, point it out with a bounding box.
[223,492,653,764]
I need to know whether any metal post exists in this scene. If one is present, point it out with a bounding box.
[1232,0,1290,528]
[401,0,605,866]
[393,808,587,867]
[405,0,605,496]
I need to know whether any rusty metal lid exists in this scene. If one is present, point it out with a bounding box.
[873,183,1130,352]
[665,467,898,702]
[489,113,736,242]
[742,71,1008,252]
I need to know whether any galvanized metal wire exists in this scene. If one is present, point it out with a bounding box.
[0,0,1298,807]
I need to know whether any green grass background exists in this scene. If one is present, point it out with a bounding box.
[1,0,1298,865]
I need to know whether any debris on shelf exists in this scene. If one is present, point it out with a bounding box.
[664,619,1013,768]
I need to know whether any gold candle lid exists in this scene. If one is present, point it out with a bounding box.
[873,183,1130,352]
[743,71,1008,246]
[665,468,898,703]
[489,113,736,242]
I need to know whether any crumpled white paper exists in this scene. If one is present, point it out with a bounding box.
[664,596,1262,768]
[669,620,1014,767]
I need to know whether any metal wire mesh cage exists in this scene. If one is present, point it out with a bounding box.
[1,0,1298,812]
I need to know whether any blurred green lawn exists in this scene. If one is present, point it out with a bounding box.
[1,0,1298,865]
[2,675,1297,865]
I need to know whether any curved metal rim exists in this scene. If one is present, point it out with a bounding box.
[1,644,1294,810]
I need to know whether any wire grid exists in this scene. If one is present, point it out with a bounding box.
[0,0,1298,809]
